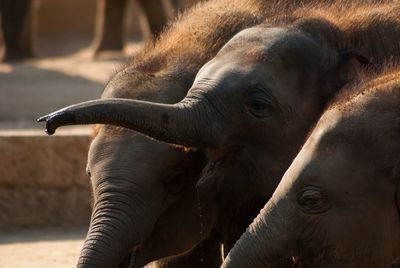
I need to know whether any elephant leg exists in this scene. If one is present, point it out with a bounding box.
[136,0,168,37]
[92,0,128,55]
[0,0,34,62]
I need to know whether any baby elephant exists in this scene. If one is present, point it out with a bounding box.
[222,68,400,268]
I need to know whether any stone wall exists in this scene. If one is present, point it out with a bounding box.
[0,129,92,229]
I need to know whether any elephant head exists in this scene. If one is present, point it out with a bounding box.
[84,129,217,268]
[38,22,370,251]
[71,69,220,268]
[222,70,400,267]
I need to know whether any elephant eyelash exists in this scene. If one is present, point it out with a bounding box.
[245,88,277,118]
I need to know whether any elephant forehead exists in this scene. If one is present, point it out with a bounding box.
[219,26,287,53]
[193,57,259,87]
[285,108,384,194]
[276,110,342,187]
[219,26,322,65]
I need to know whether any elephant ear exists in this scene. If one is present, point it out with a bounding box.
[335,49,377,83]
[320,49,376,104]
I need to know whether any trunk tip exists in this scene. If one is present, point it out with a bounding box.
[37,114,57,135]
[37,111,74,135]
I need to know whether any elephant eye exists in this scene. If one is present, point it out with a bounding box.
[245,89,274,118]
[298,187,331,214]
[164,170,186,195]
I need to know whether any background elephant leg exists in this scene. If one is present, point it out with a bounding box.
[0,0,34,62]
[92,0,128,55]
[137,0,169,37]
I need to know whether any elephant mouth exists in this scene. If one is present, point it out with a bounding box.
[207,145,241,169]
[195,148,228,192]
[196,145,242,191]
[206,148,227,172]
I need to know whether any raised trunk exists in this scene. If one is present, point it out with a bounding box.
[222,201,294,268]
[78,192,157,268]
[38,97,224,148]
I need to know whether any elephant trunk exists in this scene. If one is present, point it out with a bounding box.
[78,191,156,268]
[222,200,294,268]
[38,97,224,148]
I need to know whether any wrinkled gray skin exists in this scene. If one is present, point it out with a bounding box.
[38,23,363,258]
[223,72,400,267]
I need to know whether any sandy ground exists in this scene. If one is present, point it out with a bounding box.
[0,227,87,268]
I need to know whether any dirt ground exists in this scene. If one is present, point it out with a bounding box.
[0,227,87,268]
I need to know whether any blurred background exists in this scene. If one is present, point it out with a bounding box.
[0,0,197,267]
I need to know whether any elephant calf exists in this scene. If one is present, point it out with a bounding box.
[223,68,400,267]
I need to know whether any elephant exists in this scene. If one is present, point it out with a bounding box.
[222,68,400,267]
[92,0,177,56]
[0,0,187,61]
[0,0,34,61]
[38,0,318,267]
[38,1,400,259]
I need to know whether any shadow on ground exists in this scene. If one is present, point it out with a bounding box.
[0,227,87,244]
